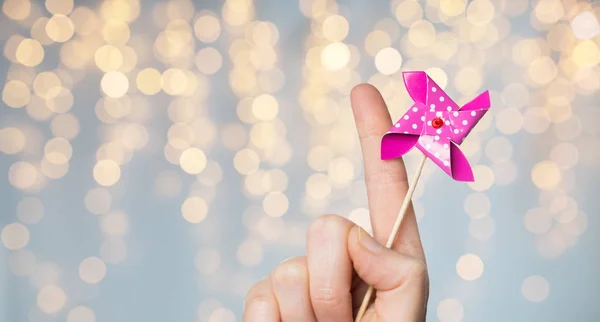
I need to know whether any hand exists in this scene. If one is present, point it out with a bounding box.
[243,84,429,322]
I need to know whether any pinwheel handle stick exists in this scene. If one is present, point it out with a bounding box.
[354,154,428,322]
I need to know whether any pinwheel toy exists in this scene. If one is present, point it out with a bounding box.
[355,71,491,322]
[381,71,490,181]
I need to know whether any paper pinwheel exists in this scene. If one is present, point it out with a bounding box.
[356,71,492,322]
[380,71,491,182]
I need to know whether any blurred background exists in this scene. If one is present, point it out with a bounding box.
[1,0,599,321]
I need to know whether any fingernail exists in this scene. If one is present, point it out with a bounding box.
[357,226,382,253]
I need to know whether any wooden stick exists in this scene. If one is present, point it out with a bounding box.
[354,154,428,322]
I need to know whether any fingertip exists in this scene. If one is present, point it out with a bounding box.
[351,83,379,101]
[347,224,361,251]
[347,225,378,271]
[350,83,385,111]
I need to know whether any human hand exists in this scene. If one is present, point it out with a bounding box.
[243,84,429,322]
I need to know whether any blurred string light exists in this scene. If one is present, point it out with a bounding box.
[0,0,599,320]
[437,298,464,322]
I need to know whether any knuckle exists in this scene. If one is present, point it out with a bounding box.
[308,214,346,237]
[404,258,429,283]
[358,124,383,141]
[245,279,269,299]
[373,257,429,293]
[365,161,408,187]
[246,294,271,307]
[310,286,345,308]
[271,257,307,286]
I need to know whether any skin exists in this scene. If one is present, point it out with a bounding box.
[243,84,430,322]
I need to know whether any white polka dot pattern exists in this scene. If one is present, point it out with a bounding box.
[383,71,491,181]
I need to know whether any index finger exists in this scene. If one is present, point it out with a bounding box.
[350,83,425,261]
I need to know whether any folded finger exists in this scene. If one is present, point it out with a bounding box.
[306,214,354,322]
[270,256,316,322]
[243,277,280,322]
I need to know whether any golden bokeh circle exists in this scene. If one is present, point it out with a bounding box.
[375,47,403,75]
[531,160,561,190]
[95,45,124,72]
[16,39,45,67]
[194,14,221,43]
[46,0,74,15]
[8,161,38,190]
[93,160,121,186]
[180,148,207,174]
[182,196,209,223]
[322,15,349,42]
[0,127,26,154]
[2,80,31,108]
[46,14,75,43]
[321,42,350,70]
[2,0,32,21]
[101,71,129,98]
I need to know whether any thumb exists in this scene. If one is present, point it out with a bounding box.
[348,225,429,321]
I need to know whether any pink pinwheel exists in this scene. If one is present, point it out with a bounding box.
[381,71,491,182]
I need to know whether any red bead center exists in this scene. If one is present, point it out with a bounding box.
[432,117,444,129]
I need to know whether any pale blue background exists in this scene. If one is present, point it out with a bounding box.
[1,0,599,321]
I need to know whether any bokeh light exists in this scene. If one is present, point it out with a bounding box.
[180,148,207,174]
[531,161,561,190]
[2,223,30,250]
[456,253,484,281]
[37,285,66,313]
[437,298,464,322]
[85,188,112,215]
[93,160,121,186]
[101,71,129,98]
[2,0,32,20]
[46,14,75,43]
[182,196,209,223]
[321,42,350,70]
[0,127,26,154]
[522,275,550,302]
[67,306,96,322]
[16,39,45,67]
[2,80,31,108]
[78,257,107,284]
